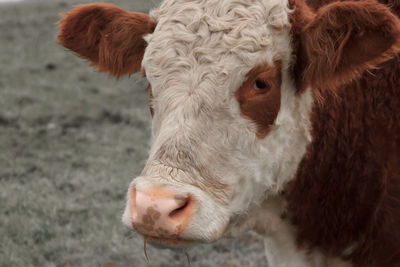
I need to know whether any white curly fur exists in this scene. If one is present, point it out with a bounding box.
[122,0,327,265]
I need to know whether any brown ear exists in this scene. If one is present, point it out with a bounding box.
[58,3,155,78]
[299,0,400,89]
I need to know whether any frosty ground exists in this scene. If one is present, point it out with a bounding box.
[0,0,267,266]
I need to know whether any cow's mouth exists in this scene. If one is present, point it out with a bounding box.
[144,235,194,249]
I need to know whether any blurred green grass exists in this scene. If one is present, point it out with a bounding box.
[0,1,158,266]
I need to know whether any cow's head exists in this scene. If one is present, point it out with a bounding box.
[58,0,400,248]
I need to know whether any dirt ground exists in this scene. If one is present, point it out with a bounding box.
[0,0,267,266]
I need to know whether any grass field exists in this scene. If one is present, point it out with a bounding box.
[0,1,266,266]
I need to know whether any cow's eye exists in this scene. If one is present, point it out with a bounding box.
[254,80,270,91]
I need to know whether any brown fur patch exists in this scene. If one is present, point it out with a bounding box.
[58,3,155,78]
[307,0,400,13]
[286,1,400,266]
[235,61,282,138]
[290,0,400,92]
[287,58,400,267]
[299,0,400,90]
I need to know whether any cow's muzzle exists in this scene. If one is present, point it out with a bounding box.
[130,186,195,244]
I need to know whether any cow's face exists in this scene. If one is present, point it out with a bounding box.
[59,0,400,247]
[127,0,316,246]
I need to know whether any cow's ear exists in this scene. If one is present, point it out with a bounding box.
[58,4,155,78]
[299,0,400,89]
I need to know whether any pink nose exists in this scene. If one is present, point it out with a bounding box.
[130,187,193,239]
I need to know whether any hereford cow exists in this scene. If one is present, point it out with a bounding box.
[58,0,400,266]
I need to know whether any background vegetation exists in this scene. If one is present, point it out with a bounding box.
[0,0,265,266]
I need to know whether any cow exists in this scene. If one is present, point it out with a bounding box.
[58,0,400,266]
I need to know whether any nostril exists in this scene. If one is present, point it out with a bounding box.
[169,195,190,217]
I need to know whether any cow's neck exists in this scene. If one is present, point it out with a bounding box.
[285,58,400,265]
[286,82,369,253]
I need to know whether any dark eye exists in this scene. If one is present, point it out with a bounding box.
[254,80,269,90]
